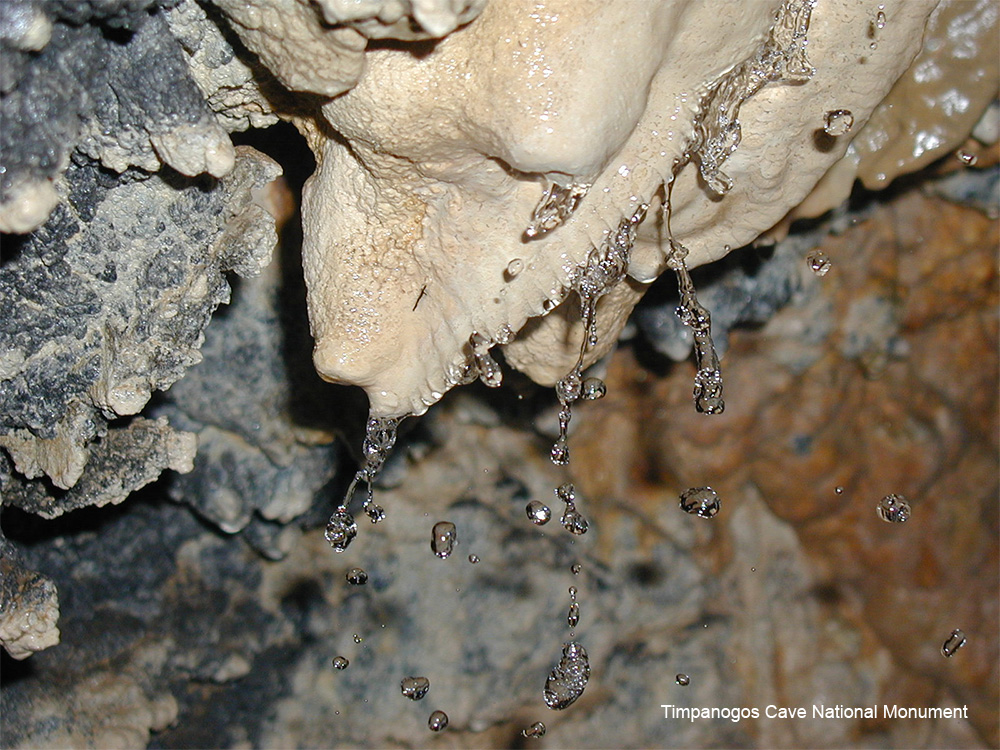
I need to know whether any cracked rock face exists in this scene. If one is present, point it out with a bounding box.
[296,0,978,417]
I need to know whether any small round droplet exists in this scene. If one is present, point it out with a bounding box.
[823,109,854,137]
[365,503,386,524]
[522,721,546,738]
[807,250,832,276]
[325,509,358,552]
[556,483,576,504]
[332,656,349,670]
[581,377,607,400]
[957,150,978,166]
[505,258,525,279]
[835,486,845,495]
[401,676,431,700]
[568,585,578,599]
[750,566,756,572]
[431,521,458,558]
[571,563,582,575]
[428,710,449,731]
[567,602,580,628]
[346,567,368,585]
[353,634,362,644]
[675,673,690,686]
[679,487,721,519]
[468,554,480,564]
[876,494,911,523]
[941,629,966,658]
[526,500,552,526]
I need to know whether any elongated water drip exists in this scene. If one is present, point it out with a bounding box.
[326,414,401,551]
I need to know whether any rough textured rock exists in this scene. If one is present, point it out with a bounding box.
[0,0,235,234]
[0,535,60,660]
[1,147,280,511]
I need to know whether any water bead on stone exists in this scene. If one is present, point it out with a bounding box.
[346,567,368,585]
[543,642,591,710]
[505,258,525,279]
[876,493,911,523]
[401,676,431,700]
[957,150,978,166]
[332,656,349,670]
[428,710,449,731]
[679,487,721,519]
[941,629,966,658]
[522,721,546,738]
[675,673,690,686]
[431,521,458,558]
[526,500,552,525]
[823,109,854,136]
[325,509,358,552]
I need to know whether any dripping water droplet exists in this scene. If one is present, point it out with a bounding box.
[581,377,607,400]
[332,656,349,670]
[567,602,580,628]
[807,250,832,276]
[543,642,591,710]
[346,567,368,585]
[571,563,582,575]
[522,721,546,738]
[526,500,552,525]
[679,487,721,519]
[431,521,458,558]
[675,673,690,686]
[353,634,362,644]
[823,109,854,137]
[941,629,966,658]
[875,10,886,29]
[468,554,480,564]
[428,710,449,731]
[876,494,910,523]
[550,436,570,465]
[325,509,358,552]
[401,676,431,700]
[835,486,845,495]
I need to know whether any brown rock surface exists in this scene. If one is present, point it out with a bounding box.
[574,183,999,747]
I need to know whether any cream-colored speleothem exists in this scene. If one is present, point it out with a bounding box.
[212,0,993,418]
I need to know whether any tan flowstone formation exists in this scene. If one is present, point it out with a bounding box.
[194,0,999,418]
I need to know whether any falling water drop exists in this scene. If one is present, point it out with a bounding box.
[468,554,480,564]
[550,436,570,465]
[807,250,832,276]
[560,506,589,535]
[543,642,591,710]
[346,567,368,585]
[332,656,349,670]
[353,634,362,644]
[941,629,966,657]
[522,721,546,738]
[581,377,607,400]
[431,522,458,558]
[876,494,911,523]
[401,676,431,700]
[325,509,358,552]
[679,487,721,519]
[526,500,552,525]
[823,109,855,136]
[469,332,503,388]
[835,486,845,495]
[567,602,580,628]
[676,673,690,686]
[571,563,582,575]
[875,9,886,29]
[428,710,449,731]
